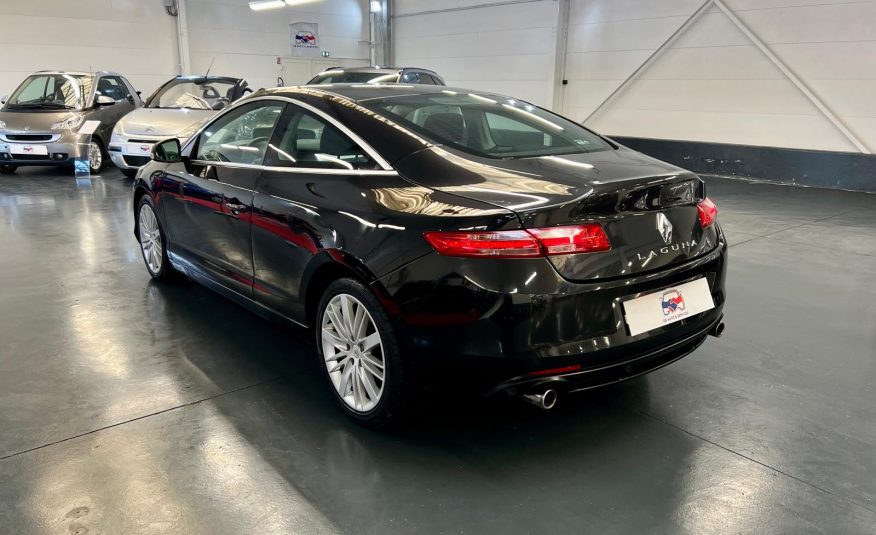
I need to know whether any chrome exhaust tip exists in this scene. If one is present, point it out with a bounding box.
[710,321,725,338]
[523,388,558,410]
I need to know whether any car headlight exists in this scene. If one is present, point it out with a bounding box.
[51,115,85,131]
[0,120,6,133]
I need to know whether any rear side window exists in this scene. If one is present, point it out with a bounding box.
[265,106,380,170]
[364,93,611,159]
[195,102,284,165]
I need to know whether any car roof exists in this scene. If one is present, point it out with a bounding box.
[262,84,482,103]
[33,70,123,78]
[171,75,245,84]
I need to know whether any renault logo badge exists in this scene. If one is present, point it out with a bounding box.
[657,213,673,245]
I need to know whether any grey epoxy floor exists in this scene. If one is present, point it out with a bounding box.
[0,167,874,534]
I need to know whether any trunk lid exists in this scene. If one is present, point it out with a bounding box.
[394,145,720,281]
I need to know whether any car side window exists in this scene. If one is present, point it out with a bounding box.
[195,102,284,165]
[265,107,380,170]
[96,76,132,102]
[417,74,436,85]
[401,72,420,84]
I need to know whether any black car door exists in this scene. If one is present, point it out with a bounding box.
[251,102,391,322]
[159,100,285,297]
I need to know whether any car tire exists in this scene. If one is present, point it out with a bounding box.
[89,138,105,174]
[136,195,176,281]
[121,168,138,179]
[0,165,17,175]
[316,278,411,429]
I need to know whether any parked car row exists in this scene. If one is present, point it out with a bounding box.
[0,66,445,176]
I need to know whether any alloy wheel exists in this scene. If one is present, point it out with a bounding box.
[89,141,102,172]
[138,204,163,274]
[321,293,386,412]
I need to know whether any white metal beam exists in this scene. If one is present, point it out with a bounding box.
[712,0,869,154]
[551,0,570,113]
[176,0,191,75]
[583,0,713,124]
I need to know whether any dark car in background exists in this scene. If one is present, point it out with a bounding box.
[0,70,140,174]
[132,84,726,428]
[307,66,445,85]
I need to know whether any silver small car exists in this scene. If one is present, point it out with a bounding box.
[109,76,250,177]
[0,70,140,175]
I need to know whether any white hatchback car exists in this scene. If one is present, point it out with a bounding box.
[109,75,249,177]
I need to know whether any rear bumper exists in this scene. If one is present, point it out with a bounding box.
[486,312,722,397]
[376,231,728,392]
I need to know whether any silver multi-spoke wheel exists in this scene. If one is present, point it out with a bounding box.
[89,141,102,172]
[138,204,163,275]
[321,293,385,413]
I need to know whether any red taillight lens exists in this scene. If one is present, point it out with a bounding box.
[424,224,611,258]
[527,224,611,255]
[423,230,542,258]
[697,197,718,228]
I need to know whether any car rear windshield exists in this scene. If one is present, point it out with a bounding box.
[361,92,612,159]
[5,74,92,110]
[148,80,238,110]
[308,71,400,85]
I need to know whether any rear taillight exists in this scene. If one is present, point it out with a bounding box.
[697,197,718,228]
[423,224,611,258]
[527,225,612,255]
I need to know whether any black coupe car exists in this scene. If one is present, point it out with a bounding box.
[133,85,727,427]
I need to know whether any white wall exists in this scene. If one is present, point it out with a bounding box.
[572,0,876,153]
[0,0,372,99]
[0,0,178,99]
[393,0,560,108]
[186,0,372,90]
[394,0,876,154]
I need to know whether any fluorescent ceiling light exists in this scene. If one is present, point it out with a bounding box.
[249,0,285,10]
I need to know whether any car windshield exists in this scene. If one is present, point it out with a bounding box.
[148,80,238,110]
[308,71,400,84]
[362,92,612,159]
[5,74,92,110]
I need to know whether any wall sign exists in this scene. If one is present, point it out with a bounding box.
[290,22,319,57]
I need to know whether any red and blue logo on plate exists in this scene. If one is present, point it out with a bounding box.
[661,290,685,315]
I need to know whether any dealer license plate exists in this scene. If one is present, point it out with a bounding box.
[9,144,49,156]
[622,278,715,337]
[125,142,154,155]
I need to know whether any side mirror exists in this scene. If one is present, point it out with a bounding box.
[0,95,7,105]
[96,95,115,106]
[152,138,182,163]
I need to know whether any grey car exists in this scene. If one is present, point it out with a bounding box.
[306,66,445,85]
[0,70,141,175]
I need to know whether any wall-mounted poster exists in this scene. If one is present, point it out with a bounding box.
[290,22,319,57]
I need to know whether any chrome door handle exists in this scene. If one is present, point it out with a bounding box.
[225,200,248,214]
